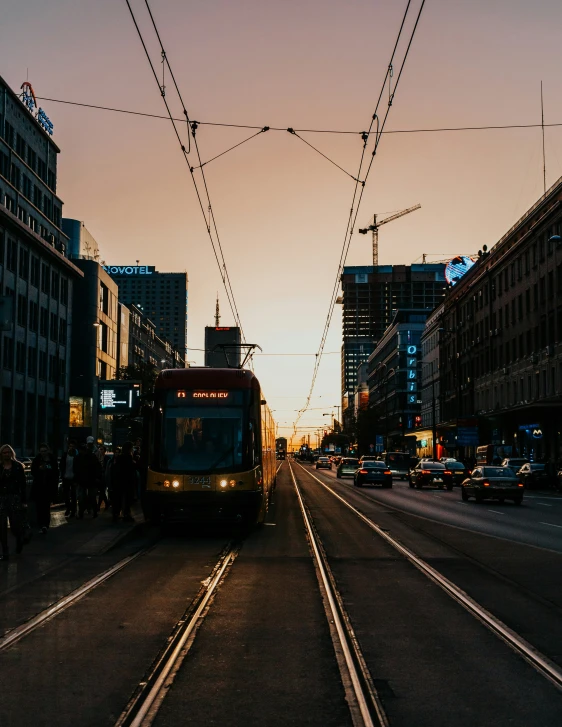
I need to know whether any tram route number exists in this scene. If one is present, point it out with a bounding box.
[188,475,211,486]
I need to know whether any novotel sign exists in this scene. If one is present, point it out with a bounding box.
[103,265,156,276]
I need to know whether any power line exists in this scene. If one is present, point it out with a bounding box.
[123,0,245,341]
[186,347,340,356]
[35,95,562,137]
[292,0,426,435]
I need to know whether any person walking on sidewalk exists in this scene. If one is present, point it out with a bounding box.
[111,441,137,523]
[0,444,28,560]
[60,440,78,517]
[96,445,111,512]
[74,438,102,519]
[31,443,59,534]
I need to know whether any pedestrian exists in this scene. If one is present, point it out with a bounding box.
[74,437,102,519]
[30,443,59,534]
[60,439,78,517]
[0,444,28,559]
[96,445,111,511]
[111,441,137,523]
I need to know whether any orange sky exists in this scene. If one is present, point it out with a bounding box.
[2,0,562,443]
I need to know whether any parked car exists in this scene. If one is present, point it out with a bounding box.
[336,458,359,478]
[461,466,523,504]
[446,461,469,486]
[354,461,392,488]
[409,461,453,490]
[316,456,332,470]
[501,457,529,471]
[516,463,550,489]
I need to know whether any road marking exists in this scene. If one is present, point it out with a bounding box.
[487,510,505,515]
[539,522,562,529]
[536,503,553,507]
[263,523,276,526]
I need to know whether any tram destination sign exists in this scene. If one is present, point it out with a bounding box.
[99,381,141,414]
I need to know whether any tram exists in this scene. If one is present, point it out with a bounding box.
[143,367,276,525]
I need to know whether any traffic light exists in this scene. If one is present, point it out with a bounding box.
[415,415,422,428]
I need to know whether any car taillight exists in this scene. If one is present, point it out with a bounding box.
[422,470,431,474]
[483,480,490,487]
[384,470,392,475]
[359,469,368,474]
[518,483,524,487]
[444,470,451,475]
[467,470,472,475]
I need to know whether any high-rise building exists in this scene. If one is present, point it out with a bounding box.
[204,297,241,368]
[104,265,188,356]
[0,76,82,455]
[340,264,446,415]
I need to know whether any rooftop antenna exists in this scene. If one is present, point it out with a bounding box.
[541,80,546,195]
[214,294,220,327]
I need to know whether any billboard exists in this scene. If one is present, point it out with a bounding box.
[99,381,141,414]
[444,256,475,286]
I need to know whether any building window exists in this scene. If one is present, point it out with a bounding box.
[39,306,48,337]
[15,342,26,373]
[2,336,13,369]
[17,294,27,327]
[18,247,29,280]
[50,312,58,342]
[69,397,92,428]
[28,347,37,376]
[60,278,68,305]
[30,256,40,287]
[27,147,36,171]
[51,270,59,299]
[29,301,38,332]
[6,239,17,272]
[59,318,67,343]
[38,350,47,380]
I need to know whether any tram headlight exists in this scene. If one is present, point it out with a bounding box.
[220,479,228,488]
[172,480,180,489]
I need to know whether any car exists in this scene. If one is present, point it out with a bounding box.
[336,458,359,478]
[501,457,529,471]
[516,463,550,489]
[409,461,453,490]
[316,456,332,470]
[461,466,524,504]
[446,461,469,486]
[354,461,392,488]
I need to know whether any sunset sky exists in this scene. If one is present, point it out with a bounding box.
[2,0,562,443]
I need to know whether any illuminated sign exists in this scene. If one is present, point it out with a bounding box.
[176,391,187,398]
[20,82,54,136]
[193,391,229,399]
[99,381,141,414]
[103,266,155,276]
[445,255,475,286]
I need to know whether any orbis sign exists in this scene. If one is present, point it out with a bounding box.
[103,265,155,275]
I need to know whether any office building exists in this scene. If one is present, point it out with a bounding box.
[439,175,562,462]
[366,309,429,452]
[62,218,100,260]
[340,264,447,417]
[127,303,185,371]
[0,75,82,455]
[105,264,188,356]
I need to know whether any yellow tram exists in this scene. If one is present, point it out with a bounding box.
[144,368,276,525]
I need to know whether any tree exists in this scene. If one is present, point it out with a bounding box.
[117,362,158,404]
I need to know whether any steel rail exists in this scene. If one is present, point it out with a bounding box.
[0,547,149,651]
[289,462,388,727]
[115,544,238,727]
[296,462,562,692]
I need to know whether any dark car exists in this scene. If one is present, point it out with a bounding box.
[409,462,453,490]
[354,461,392,488]
[336,458,359,478]
[461,466,523,504]
[316,456,332,470]
[501,457,529,471]
[446,461,469,486]
[516,463,549,489]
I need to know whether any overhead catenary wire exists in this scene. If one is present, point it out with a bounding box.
[191,127,270,169]
[123,0,245,341]
[286,128,361,181]
[35,96,562,138]
[293,0,426,436]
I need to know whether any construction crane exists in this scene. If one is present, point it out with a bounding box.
[358,204,421,266]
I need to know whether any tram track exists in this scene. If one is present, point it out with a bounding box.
[114,542,239,727]
[288,461,389,727]
[0,545,151,651]
[293,461,562,693]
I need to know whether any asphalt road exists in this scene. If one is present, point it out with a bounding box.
[2,463,562,726]
[312,463,562,552]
